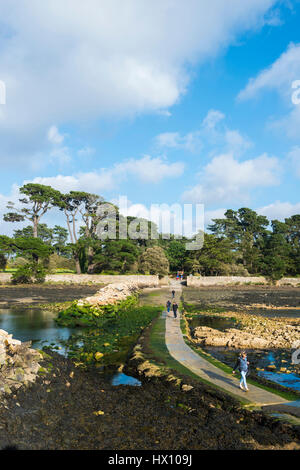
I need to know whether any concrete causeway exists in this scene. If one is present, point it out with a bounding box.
[165,281,293,407]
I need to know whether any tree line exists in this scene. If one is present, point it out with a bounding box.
[0,183,299,282]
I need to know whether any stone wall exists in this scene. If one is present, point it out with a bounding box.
[187,275,300,287]
[0,273,159,286]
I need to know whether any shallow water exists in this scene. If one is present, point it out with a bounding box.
[0,307,141,386]
[190,314,238,331]
[0,307,83,354]
[111,372,141,386]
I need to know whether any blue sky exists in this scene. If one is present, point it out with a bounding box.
[0,0,300,235]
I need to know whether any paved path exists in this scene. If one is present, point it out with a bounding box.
[165,281,288,406]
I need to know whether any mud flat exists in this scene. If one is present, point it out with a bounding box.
[184,286,300,317]
[0,285,101,308]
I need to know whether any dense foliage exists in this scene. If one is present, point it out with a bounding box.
[1,184,300,281]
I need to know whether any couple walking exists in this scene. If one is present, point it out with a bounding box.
[166,299,178,318]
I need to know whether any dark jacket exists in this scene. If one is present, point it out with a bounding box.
[233,356,248,373]
[172,303,178,312]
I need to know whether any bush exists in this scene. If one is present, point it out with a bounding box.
[47,253,76,273]
[11,262,47,284]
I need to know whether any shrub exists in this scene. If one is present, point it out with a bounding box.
[11,262,46,284]
[47,253,76,273]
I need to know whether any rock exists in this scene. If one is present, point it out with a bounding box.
[182,384,193,392]
[77,282,141,307]
[0,330,42,398]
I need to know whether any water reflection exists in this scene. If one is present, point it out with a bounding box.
[0,307,83,355]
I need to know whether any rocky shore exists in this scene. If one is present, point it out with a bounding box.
[193,313,300,350]
[0,350,299,450]
[0,330,42,396]
[77,282,141,307]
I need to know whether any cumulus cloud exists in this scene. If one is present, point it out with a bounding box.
[155,109,252,156]
[257,201,300,221]
[116,155,184,183]
[181,152,280,205]
[21,155,184,193]
[0,0,279,166]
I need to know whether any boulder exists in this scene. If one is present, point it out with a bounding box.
[0,330,42,397]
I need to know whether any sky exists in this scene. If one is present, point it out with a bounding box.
[0,0,300,236]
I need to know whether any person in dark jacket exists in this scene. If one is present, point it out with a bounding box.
[172,302,178,318]
[171,290,175,299]
[166,300,171,313]
[232,351,249,391]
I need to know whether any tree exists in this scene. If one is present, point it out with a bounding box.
[261,232,289,282]
[0,235,53,284]
[209,208,268,273]
[139,246,169,276]
[9,237,53,263]
[4,184,62,238]
[165,240,187,272]
[0,253,7,271]
[90,240,140,273]
[57,191,105,273]
[13,223,54,244]
[195,233,234,276]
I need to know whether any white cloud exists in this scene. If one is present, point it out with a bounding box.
[202,109,225,130]
[155,109,251,156]
[117,155,184,183]
[0,0,279,166]
[238,42,300,101]
[182,152,280,205]
[225,129,252,156]
[154,131,202,153]
[47,125,65,145]
[21,155,183,193]
[257,201,300,221]
[238,42,300,138]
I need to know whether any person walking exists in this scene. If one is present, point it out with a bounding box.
[166,300,171,313]
[172,302,178,319]
[232,351,250,391]
[171,290,175,299]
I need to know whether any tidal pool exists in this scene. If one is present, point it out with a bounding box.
[0,306,81,354]
[0,306,141,386]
